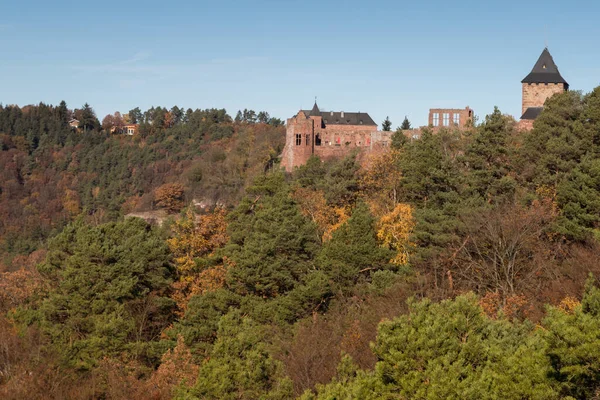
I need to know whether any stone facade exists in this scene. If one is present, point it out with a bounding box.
[281,106,385,171]
[428,107,474,130]
[521,82,566,116]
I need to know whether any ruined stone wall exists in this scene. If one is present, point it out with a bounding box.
[522,83,565,115]
[281,111,315,171]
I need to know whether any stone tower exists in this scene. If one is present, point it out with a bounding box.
[520,48,569,123]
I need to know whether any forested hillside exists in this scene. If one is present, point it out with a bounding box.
[4,88,600,399]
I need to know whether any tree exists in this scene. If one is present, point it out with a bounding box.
[543,277,600,399]
[307,295,559,399]
[257,111,270,124]
[168,208,229,311]
[225,172,320,299]
[101,114,116,132]
[77,103,100,132]
[376,203,415,266]
[19,218,175,369]
[381,116,392,132]
[318,202,393,293]
[400,116,411,130]
[184,311,293,399]
[154,183,186,214]
[128,107,143,124]
[390,128,408,150]
[462,106,516,204]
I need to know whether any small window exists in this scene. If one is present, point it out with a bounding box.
[412,134,420,140]
[453,113,460,125]
[443,113,450,126]
[315,134,321,146]
[295,134,301,146]
[433,113,440,127]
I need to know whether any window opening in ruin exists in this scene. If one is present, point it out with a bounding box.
[315,134,322,146]
[453,113,460,125]
[295,134,301,146]
[443,113,450,126]
[433,113,439,126]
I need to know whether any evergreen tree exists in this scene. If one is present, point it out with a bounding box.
[381,116,392,132]
[20,218,175,369]
[77,103,100,132]
[543,276,600,399]
[224,172,320,299]
[185,311,293,399]
[318,202,393,293]
[462,106,516,204]
[400,116,411,130]
[391,128,408,150]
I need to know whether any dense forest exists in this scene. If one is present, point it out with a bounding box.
[3,88,600,399]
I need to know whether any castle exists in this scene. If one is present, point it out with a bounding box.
[281,48,567,171]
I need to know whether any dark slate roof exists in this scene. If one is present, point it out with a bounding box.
[301,109,377,126]
[522,48,569,86]
[521,107,544,120]
[310,102,320,116]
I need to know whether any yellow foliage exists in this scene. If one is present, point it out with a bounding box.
[360,150,403,216]
[558,296,580,314]
[168,208,229,312]
[292,187,350,242]
[376,203,415,265]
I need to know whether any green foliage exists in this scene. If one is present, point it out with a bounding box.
[462,106,516,204]
[400,115,412,130]
[18,218,175,369]
[381,116,392,131]
[543,276,600,398]
[180,311,293,400]
[308,294,559,400]
[318,202,393,294]
[225,172,321,299]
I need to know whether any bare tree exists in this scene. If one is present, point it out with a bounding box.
[450,201,556,299]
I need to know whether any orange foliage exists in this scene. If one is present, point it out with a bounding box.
[168,208,229,312]
[144,335,199,397]
[479,291,532,321]
[154,183,185,214]
[0,268,45,313]
[292,187,349,242]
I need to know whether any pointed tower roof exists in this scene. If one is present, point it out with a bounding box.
[522,48,568,86]
[309,101,320,116]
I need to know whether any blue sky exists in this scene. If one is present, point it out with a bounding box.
[1,0,598,127]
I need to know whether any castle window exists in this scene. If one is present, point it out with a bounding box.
[305,134,310,146]
[453,113,460,125]
[443,113,450,126]
[295,134,301,146]
[433,113,440,126]
[315,134,321,146]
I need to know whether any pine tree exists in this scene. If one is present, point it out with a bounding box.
[382,116,392,131]
[400,116,411,130]
[318,202,393,293]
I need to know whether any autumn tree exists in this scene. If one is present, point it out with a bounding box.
[376,203,415,266]
[168,208,228,311]
[154,183,186,214]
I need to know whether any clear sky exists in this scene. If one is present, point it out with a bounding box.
[1,0,598,128]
